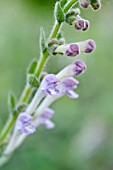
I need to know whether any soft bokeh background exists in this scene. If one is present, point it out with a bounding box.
[0,0,113,169]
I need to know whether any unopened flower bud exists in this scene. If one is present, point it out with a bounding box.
[56,60,86,79]
[54,43,80,57]
[79,0,90,8]
[48,39,59,55]
[90,0,101,10]
[65,9,80,21]
[59,38,66,45]
[70,16,90,31]
[77,39,96,53]
[48,39,59,47]
[74,19,85,30]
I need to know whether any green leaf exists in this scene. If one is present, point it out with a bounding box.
[8,92,16,113]
[27,59,37,74]
[60,0,68,8]
[39,27,46,54]
[54,2,65,23]
[28,74,39,88]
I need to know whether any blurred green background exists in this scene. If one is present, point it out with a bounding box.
[0,0,113,170]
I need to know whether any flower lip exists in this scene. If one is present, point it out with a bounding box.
[61,77,79,92]
[16,112,36,134]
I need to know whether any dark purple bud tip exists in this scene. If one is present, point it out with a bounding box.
[92,2,101,10]
[85,40,96,53]
[66,44,80,57]
[82,20,90,31]
[74,60,87,75]
[75,20,84,30]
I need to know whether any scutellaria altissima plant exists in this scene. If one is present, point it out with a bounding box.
[0,0,101,167]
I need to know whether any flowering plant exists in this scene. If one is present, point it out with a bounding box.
[0,0,101,167]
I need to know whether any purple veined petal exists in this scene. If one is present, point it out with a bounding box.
[65,44,80,57]
[75,19,84,30]
[85,40,96,53]
[16,112,36,134]
[18,112,33,123]
[73,60,87,75]
[21,124,36,134]
[41,108,55,119]
[77,39,96,53]
[66,90,79,99]
[41,74,60,92]
[46,88,60,96]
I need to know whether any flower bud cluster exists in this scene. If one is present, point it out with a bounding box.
[53,39,96,57]
[79,0,101,10]
[65,9,90,31]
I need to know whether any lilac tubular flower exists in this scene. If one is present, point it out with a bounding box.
[41,74,60,95]
[54,43,80,57]
[56,60,87,79]
[79,0,90,8]
[58,77,79,98]
[16,112,36,134]
[39,108,55,129]
[77,39,96,53]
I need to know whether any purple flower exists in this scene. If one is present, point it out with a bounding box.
[79,0,90,8]
[41,74,60,95]
[58,77,79,98]
[16,112,36,134]
[77,39,96,53]
[39,108,55,129]
[54,43,80,57]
